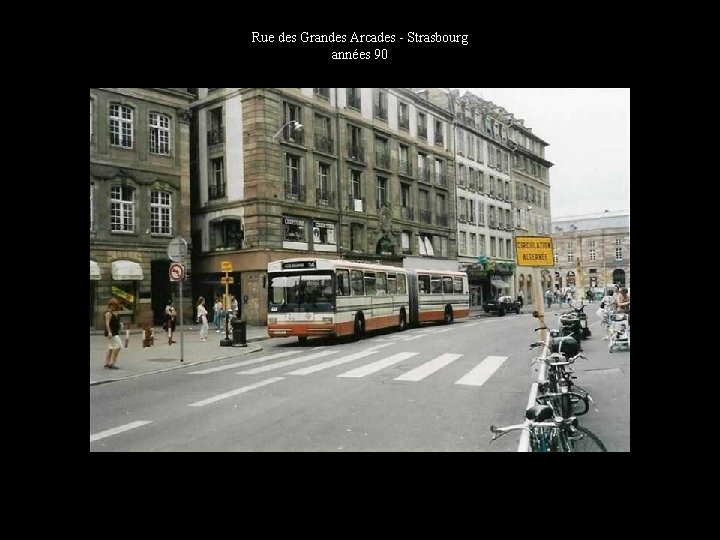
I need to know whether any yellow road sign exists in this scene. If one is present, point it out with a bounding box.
[221,277,234,284]
[221,261,233,272]
[515,235,554,266]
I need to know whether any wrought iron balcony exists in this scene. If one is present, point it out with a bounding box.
[399,160,412,176]
[436,172,448,188]
[398,116,409,130]
[418,209,432,224]
[282,126,304,145]
[208,183,226,200]
[316,188,335,206]
[314,134,334,153]
[375,153,390,170]
[400,206,414,220]
[207,129,224,145]
[347,144,365,163]
[418,168,431,183]
[285,182,306,202]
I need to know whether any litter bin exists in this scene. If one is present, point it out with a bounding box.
[231,319,247,347]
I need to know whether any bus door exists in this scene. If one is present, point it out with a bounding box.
[407,272,419,327]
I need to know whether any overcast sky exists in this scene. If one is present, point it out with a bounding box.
[455,88,630,219]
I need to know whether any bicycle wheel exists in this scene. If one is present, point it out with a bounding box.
[568,426,607,452]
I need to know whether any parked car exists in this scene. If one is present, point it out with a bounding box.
[483,295,522,316]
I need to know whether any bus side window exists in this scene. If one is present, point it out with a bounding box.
[442,276,453,294]
[376,272,387,295]
[453,277,464,293]
[418,275,430,294]
[364,272,376,296]
[350,270,364,296]
[336,269,350,296]
[430,276,442,294]
[397,274,407,294]
[387,273,397,295]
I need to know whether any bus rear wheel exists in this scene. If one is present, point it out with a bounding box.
[354,316,365,341]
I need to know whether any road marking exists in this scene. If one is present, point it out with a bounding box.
[90,420,152,442]
[434,327,457,333]
[482,319,502,324]
[455,355,509,386]
[400,334,425,342]
[394,353,462,381]
[338,352,418,378]
[188,350,302,374]
[236,349,340,374]
[286,343,393,375]
[188,377,285,407]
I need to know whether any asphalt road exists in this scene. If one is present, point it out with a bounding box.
[90,311,629,452]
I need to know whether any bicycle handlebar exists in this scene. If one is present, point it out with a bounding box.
[489,421,560,441]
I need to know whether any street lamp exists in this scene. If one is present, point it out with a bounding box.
[272,120,303,141]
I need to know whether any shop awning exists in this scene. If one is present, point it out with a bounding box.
[491,278,510,288]
[90,260,101,280]
[111,260,143,280]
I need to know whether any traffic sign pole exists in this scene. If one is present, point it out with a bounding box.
[168,237,188,362]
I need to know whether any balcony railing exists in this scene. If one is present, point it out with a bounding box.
[418,126,427,139]
[285,182,306,202]
[282,126,304,145]
[207,129,224,145]
[316,188,335,206]
[418,209,432,224]
[208,183,226,200]
[399,160,412,176]
[436,213,449,227]
[347,144,365,163]
[418,167,431,183]
[374,104,388,120]
[436,172,447,188]
[400,206,414,220]
[348,194,365,212]
[434,132,444,145]
[398,116,409,130]
[314,134,334,153]
[347,94,361,110]
[375,153,390,170]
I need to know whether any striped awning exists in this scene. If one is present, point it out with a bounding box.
[90,260,101,280]
[111,260,143,280]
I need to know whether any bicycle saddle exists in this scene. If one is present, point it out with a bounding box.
[525,404,554,422]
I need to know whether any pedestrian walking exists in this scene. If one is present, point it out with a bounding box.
[545,288,553,308]
[197,296,209,341]
[104,298,122,369]
[164,299,177,345]
[517,290,524,308]
[213,296,224,333]
[230,295,239,318]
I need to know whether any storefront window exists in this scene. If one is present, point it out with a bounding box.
[284,216,307,242]
[111,282,137,314]
[312,220,336,245]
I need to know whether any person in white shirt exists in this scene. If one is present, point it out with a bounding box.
[197,296,209,341]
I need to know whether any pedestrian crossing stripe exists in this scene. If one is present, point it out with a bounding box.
[287,343,394,375]
[188,350,302,374]
[236,349,340,375]
[394,353,462,381]
[337,352,418,378]
[454,355,508,386]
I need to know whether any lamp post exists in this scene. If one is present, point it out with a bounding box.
[272,120,303,141]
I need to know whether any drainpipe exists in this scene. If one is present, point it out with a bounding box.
[335,88,343,257]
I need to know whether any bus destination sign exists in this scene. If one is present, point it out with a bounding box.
[282,261,317,269]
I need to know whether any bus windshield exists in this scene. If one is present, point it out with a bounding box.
[268,272,335,313]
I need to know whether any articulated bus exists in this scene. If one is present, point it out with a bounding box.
[267,257,469,342]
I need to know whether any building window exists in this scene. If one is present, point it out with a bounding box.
[470,233,477,256]
[375,136,389,169]
[478,235,486,256]
[317,162,330,203]
[314,114,333,153]
[376,176,388,208]
[149,112,171,155]
[417,111,427,138]
[350,223,364,252]
[284,216,307,242]
[90,183,94,231]
[351,169,362,200]
[209,157,225,199]
[589,249,596,261]
[435,193,446,226]
[615,246,623,260]
[468,199,475,223]
[109,104,133,148]
[478,203,485,225]
[313,220,336,246]
[150,190,172,235]
[347,88,361,110]
[457,128,465,155]
[490,236,497,257]
[285,154,305,201]
[208,107,223,144]
[434,119,444,145]
[399,144,410,175]
[507,239,512,259]
[110,185,135,232]
[373,89,387,120]
[567,242,574,263]
[283,102,303,143]
[348,124,364,162]
[212,219,243,250]
[90,98,94,143]
[314,88,330,99]
[401,231,411,253]
[398,101,409,130]
[459,231,467,255]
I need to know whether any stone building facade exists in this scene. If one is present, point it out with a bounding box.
[90,88,194,329]
[551,210,630,297]
[190,88,457,326]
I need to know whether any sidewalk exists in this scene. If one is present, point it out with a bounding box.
[90,323,269,386]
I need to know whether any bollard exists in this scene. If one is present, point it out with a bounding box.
[142,323,154,348]
[125,327,130,348]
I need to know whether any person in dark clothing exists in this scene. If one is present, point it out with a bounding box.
[104,298,122,369]
[164,299,177,345]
